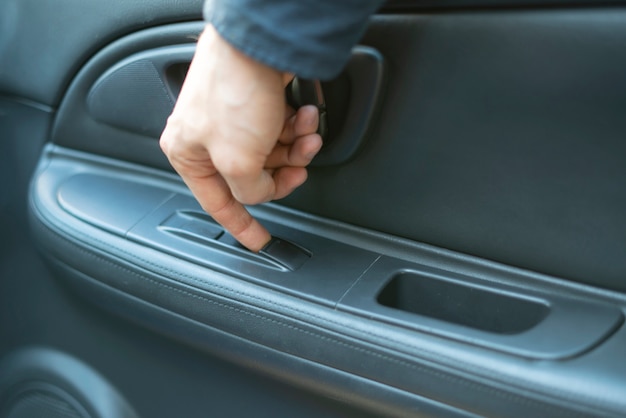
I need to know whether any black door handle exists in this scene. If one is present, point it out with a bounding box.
[285,78,328,141]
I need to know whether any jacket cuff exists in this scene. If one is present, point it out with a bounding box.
[203,0,382,80]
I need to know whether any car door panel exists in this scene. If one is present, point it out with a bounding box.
[28,144,626,417]
[3,1,626,417]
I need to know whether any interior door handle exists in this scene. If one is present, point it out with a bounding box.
[285,78,328,141]
[86,45,384,165]
[284,47,385,166]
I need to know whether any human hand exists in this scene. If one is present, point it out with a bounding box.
[160,25,322,252]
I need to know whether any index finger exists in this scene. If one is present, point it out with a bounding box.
[181,170,271,252]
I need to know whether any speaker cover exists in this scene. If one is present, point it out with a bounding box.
[0,348,138,418]
[2,382,87,418]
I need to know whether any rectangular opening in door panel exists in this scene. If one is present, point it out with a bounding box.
[378,273,549,334]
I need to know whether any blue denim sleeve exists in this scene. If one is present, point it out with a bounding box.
[204,0,384,80]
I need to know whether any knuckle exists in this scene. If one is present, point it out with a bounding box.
[213,152,256,179]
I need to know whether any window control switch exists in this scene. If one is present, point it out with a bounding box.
[259,237,311,271]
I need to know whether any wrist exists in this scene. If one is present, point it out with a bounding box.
[199,24,285,83]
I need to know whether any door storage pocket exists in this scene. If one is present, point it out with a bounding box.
[339,257,622,359]
[377,272,549,335]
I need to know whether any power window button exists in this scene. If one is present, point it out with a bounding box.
[259,237,310,271]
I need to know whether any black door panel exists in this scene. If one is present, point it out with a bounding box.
[3,1,626,417]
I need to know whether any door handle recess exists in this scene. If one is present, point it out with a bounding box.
[86,45,384,165]
[86,45,197,139]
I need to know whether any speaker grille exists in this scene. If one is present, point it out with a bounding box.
[0,348,138,418]
[4,389,85,418]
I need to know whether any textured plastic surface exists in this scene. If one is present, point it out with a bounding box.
[86,45,196,138]
[87,59,174,138]
[339,257,623,359]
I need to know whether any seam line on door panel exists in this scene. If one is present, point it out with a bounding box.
[335,255,381,309]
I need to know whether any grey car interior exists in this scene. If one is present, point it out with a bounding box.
[1,1,626,417]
